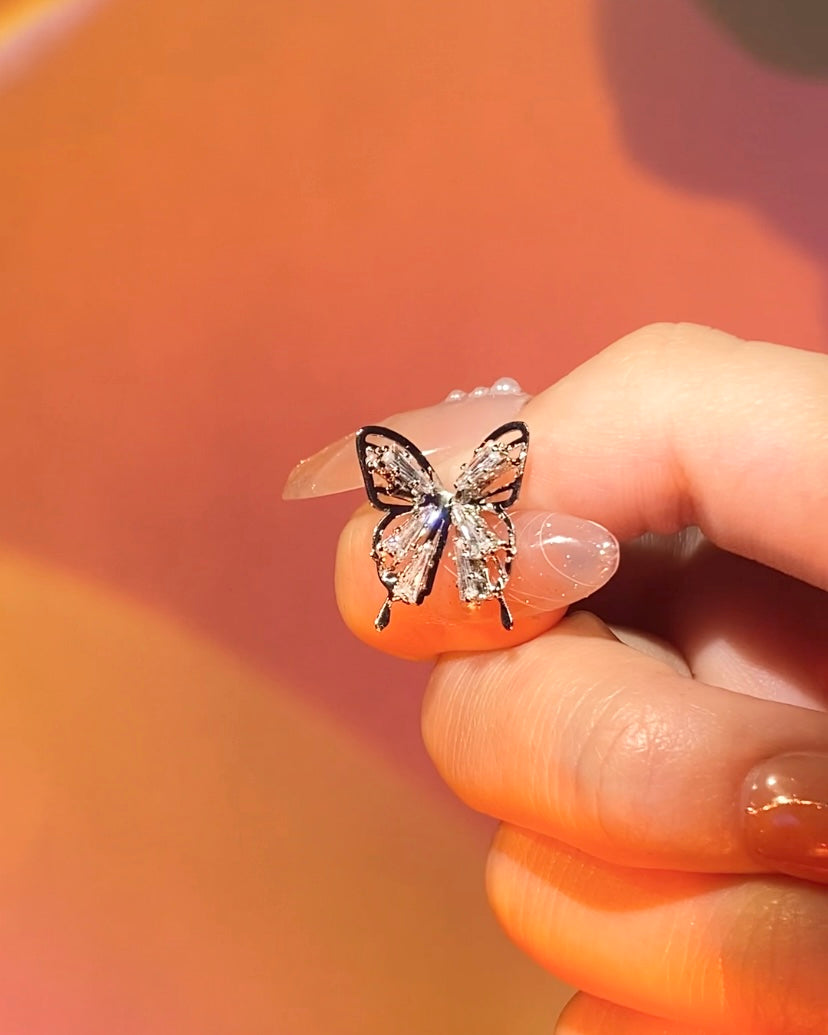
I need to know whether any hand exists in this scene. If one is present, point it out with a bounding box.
[329,322,828,1035]
[333,323,828,1034]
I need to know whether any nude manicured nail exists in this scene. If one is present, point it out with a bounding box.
[282,378,530,499]
[743,753,828,884]
[506,511,619,609]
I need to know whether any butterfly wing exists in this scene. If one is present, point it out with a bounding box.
[453,420,529,508]
[356,424,443,512]
[356,425,449,629]
[450,500,517,628]
[356,422,528,630]
[450,421,528,629]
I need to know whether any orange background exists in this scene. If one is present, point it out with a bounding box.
[0,1,826,1031]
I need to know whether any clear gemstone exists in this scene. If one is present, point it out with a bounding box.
[379,443,432,496]
[451,502,500,558]
[454,441,512,497]
[444,388,466,402]
[392,537,440,603]
[470,385,489,398]
[383,513,423,559]
[455,542,494,602]
[383,505,442,559]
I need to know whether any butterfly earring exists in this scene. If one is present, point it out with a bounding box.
[355,421,529,631]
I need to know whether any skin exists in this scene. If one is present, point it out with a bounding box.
[335,323,828,1034]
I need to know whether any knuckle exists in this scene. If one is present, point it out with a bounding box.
[576,687,686,843]
[605,321,744,371]
[603,321,686,366]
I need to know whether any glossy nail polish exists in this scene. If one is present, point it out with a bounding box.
[743,752,828,884]
[506,512,619,610]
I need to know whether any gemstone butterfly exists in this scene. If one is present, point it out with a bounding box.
[355,421,529,631]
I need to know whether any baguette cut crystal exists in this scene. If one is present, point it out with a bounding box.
[383,504,443,560]
[455,542,494,602]
[376,443,433,497]
[451,502,500,558]
[393,537,440,603]
[455,440,511,497]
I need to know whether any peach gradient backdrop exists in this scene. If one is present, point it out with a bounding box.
[0,1,826,1031]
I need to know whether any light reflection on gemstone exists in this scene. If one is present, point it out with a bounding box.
[383,503,446,560]
[451,502,500,558]
[383,511,426,559]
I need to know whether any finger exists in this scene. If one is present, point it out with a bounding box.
[335,507,618,658]
[584,533,828,711]
[488,824,828,1035]
[329,324,826,659]
[519,323,828,590]
[556,994,709,1035]
[422,613,828,878]
[283,377,530,499]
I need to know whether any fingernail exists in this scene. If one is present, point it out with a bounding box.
[438,511,619,613]
[282,378,530,499]
[508,511,619,609]
[743,752,828,884]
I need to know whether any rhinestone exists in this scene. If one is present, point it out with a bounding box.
[454,441,511,496]
[392,538,439,603]
[455,542,494,602]
[444,389,466,402]
[383,505,441,559]
[379,443,431,495]
[451,502,500,558]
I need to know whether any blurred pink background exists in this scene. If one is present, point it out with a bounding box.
[0,0,826,1031]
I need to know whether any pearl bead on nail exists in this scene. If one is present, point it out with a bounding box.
[492,377,522,395]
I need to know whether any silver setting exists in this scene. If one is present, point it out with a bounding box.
[356,421,529,631]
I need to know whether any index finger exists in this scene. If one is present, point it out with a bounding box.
[521,322,828,589]
[327,323,827,655]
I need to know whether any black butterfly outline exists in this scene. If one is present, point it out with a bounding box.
[355,420,529,631]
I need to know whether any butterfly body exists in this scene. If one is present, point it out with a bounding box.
[356,421,529,631]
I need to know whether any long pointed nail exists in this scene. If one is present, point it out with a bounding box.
[507,512,619,610]
[282,378,530,499]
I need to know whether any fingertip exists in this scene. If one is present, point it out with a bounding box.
[555,609,619,640]
[521,325,828,588]
[334,510,565,660]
